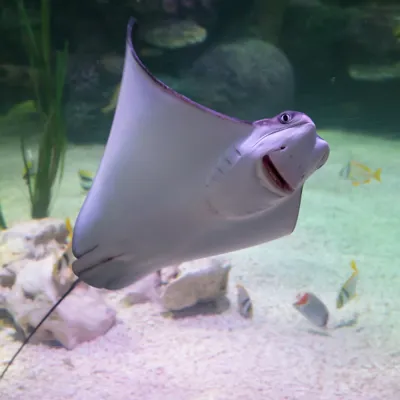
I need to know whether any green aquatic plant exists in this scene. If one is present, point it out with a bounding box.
[0,100,37,121]
[15,0,68,219]
[0,202,7,230]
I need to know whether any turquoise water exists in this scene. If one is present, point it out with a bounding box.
[1,1,400,399]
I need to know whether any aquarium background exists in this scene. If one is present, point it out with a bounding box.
[0,0,400,399]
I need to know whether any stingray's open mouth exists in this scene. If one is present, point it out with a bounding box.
[261,154,294,194]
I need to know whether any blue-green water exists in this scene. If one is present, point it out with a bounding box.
[1,1,400,398]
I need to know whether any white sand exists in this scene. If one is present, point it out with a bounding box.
[1,128,400,400]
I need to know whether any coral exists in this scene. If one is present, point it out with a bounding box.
[141,19,207,49]
[177,38,294,120]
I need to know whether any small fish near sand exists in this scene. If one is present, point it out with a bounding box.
[78,169,94,192]
[65,217,73,242]
[236,284,253,319]
[52,242,76,296]
[339,160,381,187]
[293,292,329,329]
[52,241,74,278]
[336,260,359,310]
[52,218,76,293]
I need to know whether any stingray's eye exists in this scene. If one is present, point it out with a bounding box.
[279,112,292,124]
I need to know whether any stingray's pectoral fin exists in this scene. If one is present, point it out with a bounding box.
[72,245,143,290]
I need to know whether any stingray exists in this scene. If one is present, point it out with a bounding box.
[0,18,330,380]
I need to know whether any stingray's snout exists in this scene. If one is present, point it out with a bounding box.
[205,111,330,220]
[314,134,330,170]
[267,120,329,190]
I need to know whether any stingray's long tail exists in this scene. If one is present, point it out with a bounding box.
[0,278,82,381]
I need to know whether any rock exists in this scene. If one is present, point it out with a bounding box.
[140,19,207,50]
[1,218,68,247]
[161,296,230,319]
[5,254,116,349]
[121,272,162,306]
[175,39,294,120]
[1,218,116,349]
[160,258,232,311]
[121,265,180,306]
[0,259,25,288]
[0,218,69,287]
[160,265,180,284]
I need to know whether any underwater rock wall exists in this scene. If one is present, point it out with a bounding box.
[1,0,400,143]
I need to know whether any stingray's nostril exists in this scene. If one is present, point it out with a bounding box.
[280,146,286,150]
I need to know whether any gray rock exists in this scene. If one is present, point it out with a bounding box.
[121,265,181,307]
[0,218,116,349]
[0,218,69,287]
[160,258,232,312]
[175,38,294,120]
[0,218,68,247]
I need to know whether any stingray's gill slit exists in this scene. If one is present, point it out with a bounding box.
[0,278,81,380]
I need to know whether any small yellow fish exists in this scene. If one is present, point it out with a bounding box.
[336,260,359,309]
[52,245,74,276]
[78,169,94,192]
[52,244,76,294]
[65,217,73,242]
[102,84,120,114]
[339,160,381,186]
[236,283,253,319]
[293,292,329,328]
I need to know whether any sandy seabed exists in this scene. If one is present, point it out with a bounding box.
[0,128,399,400]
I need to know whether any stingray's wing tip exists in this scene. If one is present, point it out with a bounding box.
[127,17,137,34]
[123,15,251,127]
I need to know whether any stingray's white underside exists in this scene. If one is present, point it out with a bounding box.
[71,18,330,290]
